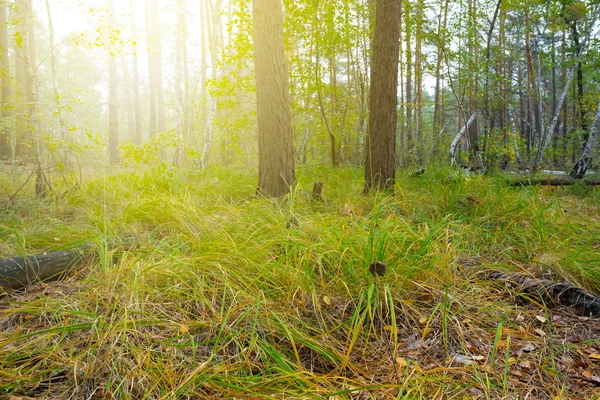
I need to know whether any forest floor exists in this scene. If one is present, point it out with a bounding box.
[1,166,600,399]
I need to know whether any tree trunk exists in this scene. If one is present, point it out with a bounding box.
[364,0,401,192]
[404,0,413,162]
[315,23,337,167]
[151,0,166,138]
[45,0,68,144]
[0,247,94,290]
[252,0,296,197]
[570,101,600,179]
[415,0,424,165]
[450,114,476,166]
[201,0,220,169]
[173,0,189,166]
[145,0,157,138]
[130,0,143,145]
[108,0,119,164]
[0,0,10,160]
[432,0,449,146]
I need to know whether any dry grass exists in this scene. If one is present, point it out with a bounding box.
[1,166,600,399]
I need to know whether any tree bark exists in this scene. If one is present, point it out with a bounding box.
[450,114,476,166]
[432,0,449,146]
[0,0,10,159]
[0,247,93,290]
[130,0,143,145]
[108,0,119,164]
[404,0,413,162]
[570,101,600,179]
[364,0,401,192]
[252,0,296,197]
[151,0,166,138]
[145,0,157,138]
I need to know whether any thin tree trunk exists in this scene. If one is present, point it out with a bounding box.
[415,0,424,165]
[14,0,28,159]
[570,101,600,179]
[151,0,166,138]
[120,47,135,143]
[525,8,541,146]
[108,0,119,164]
[201,0,221,169]
[404,0,413,161]
[433,0,449,145]
[315,21,337,167]
[130,0,142,144]
[561,28,568,167]
[145,0,157,138]
[0,0,10,160]
[450,114,476,166]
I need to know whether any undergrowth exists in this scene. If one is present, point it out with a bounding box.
[1,166,599,399]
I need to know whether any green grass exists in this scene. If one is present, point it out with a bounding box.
[1,166,599,398]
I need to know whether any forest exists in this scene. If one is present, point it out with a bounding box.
[1,0,600,398]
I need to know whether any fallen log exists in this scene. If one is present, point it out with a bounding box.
[510,178,600,187]
[0,237,137,290]
[480,270,600,317]
[0,246,94,290]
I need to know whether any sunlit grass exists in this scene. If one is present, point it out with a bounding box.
[1,166,599,398]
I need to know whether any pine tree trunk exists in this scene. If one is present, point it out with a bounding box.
[364,0,401,192]
[252,0,296,197]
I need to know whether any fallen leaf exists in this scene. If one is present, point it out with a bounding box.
[422,327,433,337]
[516,315,525,322]
[589,354,600,360]
[472,355,485,361]
[178,325,190,334]
[583,370,593,379]
[507,357,517,364]
[535,315,547,323]
[322,295,332,306]
[523,343,537,352]
[396,357,408,367]
[534,328,546,337]
[519,361,532,372]
[453,354,474,365]
[419,317,428,325]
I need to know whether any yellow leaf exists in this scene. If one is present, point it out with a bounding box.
[418,317,428,325]
[178,325,190,334]
[589,354,600,360]
[422,327,433,337]
[396,357,408,367]
[322,295,332,306]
